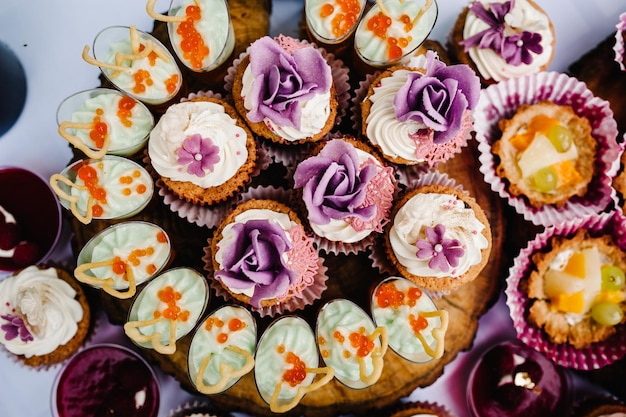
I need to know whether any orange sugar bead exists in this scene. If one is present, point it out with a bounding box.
[217,333,228,344]
[320,3,334,18]
[283,352,307,387]
[136,184,147,194]
[375,281,404,309]
[228,318,244,332]
[146,264,157,275]
[409,313,429,335]
[157,231,168,243]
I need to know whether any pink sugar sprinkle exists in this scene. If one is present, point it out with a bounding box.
[274,34,307,53]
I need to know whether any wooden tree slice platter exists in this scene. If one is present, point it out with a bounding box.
[66,2,506,415]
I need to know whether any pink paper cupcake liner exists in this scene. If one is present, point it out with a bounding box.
[202,185,329,318]
[614,12,626,72]
[475,71,622,227]
[505,210,626,369]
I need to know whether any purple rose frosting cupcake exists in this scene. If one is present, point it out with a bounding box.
[293,136,396,254]
[356,51,480,172]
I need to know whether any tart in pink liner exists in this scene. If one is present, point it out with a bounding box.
[505,210,626,369]
[475,71,622,227]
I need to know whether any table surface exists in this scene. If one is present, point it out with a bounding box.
[0,1,624,416]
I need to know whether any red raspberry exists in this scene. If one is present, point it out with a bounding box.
[12,241,41,266]
[0,222,20,250]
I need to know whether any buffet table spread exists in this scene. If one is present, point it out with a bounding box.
[0,1,624,416]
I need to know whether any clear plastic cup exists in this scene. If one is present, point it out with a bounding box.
[304,0,367,45]
[56,88,154,159]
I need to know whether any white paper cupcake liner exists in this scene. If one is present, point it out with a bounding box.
[614,12,626,72]
[505,210,626,369]
[475,71,622,227]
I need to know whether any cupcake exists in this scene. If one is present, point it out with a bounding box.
[316,298,388,389]
[49,155,154,225]
[148,96,258,207]
[491,100,597,208]
[386,400,457,417]
[206,198,327,316]
[124,267,209,355]
[56,88,154,159]
[475,71,620,227]
[293,136,396,254]
[506,211,626,369]
[371,276,448,363]
[83,25,184,107]
[447,0,555,85]
[358,50,481,167]
[384,184,492,292]
[230,35,339,145]
[254,316,334,413]
[0,265,91,368]
[52,344,160,417]
[74,221,172,299]
[467,340,571,417]
[187,304,256,395]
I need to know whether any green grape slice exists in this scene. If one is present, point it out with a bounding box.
[547,124,573,153]
[590,302,624,326]
[529,166,558,193]
[601,264,626,291]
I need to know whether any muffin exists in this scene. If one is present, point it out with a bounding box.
[316,298,388,389]
[506,211,626,368]
[148,96,258,206]
[230,35,338,145]
[74,221,172,299]
[359,50,481,167]
[56,88,154,159]
[124,267,209,355]
[49,155,154,225]
[467,340,570,417]
[386,400,457,417]
[492,100,597,208]
[525,228,626,350]
[187,305,256,395]
[0,265,91,367]
[83,25,183,106]
[207,198,326,314]
[52,344,160,417]
[293,136,396,254]
[447,0,555,85]
[371,276,448,363]
[384,184,492,291]
[254,316,334,413]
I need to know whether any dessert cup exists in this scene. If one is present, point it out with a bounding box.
[51,343,160,417]
[75,221,172,299]
[50,155,154,225]
[0,166,62,272]
[56,88,154,159]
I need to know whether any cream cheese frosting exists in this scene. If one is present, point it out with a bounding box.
[168,0,235,70]
[462,0,554,82]
[148,100,249,188]
[188,305,256,391]
[68,91,153,154]
[77,221,171,290]
[241,65,331,142]
[0,266,83,358]
[389,192,489,278]
[365,68,429,162]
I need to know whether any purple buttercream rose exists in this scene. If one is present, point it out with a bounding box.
[245,36,332,130]
[293,139,377,225]
[393,51,480,144]
[215,218,296,307]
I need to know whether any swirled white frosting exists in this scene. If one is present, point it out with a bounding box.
[215,209,295,297]
[79,222,171,290]
[188,305,256,389]
[168,0,235,70]
[131,268,207,344]
[103,35,181,104]
[254,317,318,404]
[241,65,332,142]
[365,68,426,162]
[70,92,153,153]
[69,157,153,219]
[148,101,249,188]
[463,0,554,82]
[0,266,83,358]
[389,192,488,278]
[316,299,379,387]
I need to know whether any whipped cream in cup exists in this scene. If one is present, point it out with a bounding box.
[56,88,154,159]
[305,0,367,45]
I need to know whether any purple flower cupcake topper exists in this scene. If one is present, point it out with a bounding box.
[415,224,465,273]
[176,133,220,177]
